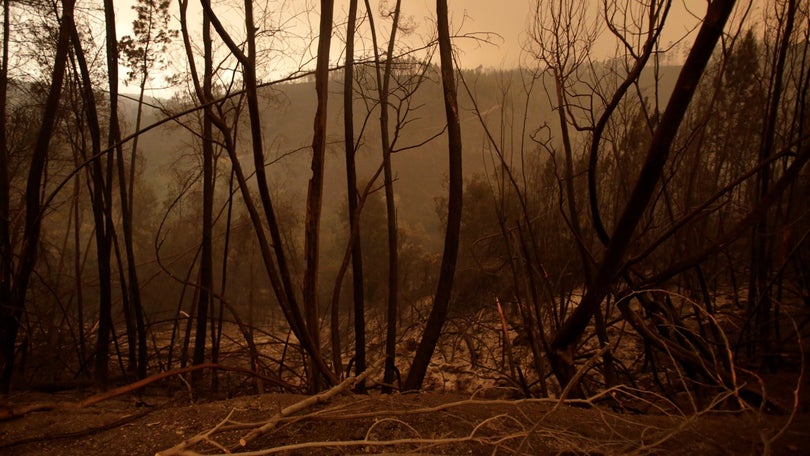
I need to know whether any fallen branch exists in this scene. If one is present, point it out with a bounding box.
[0,401,165,450]
[238,360,381,447]
[153,408,238,456]
[553,344,611,410]
[192,433,530,456]
[0,363,291,421]
[156,377,788,456]
[156,359,383,456]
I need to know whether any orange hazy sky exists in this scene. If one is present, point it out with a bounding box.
[113,0,764,95]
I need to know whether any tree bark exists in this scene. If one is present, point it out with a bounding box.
[1,0,75,392]
[70,18,116,389]
[0,0,11,390]
[304,0,335,393]
[0,0,75,392]
[362,0,403,393]
[109,0,148,379]
[403,0,463,391]
[198,0,337,386]
[748,0,796,364]
[552,71,616,391]
[337,0,365,387]
[547,0,737,389]
[192,7,215,386]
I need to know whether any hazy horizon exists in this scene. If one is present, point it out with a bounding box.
[110,0,768,98]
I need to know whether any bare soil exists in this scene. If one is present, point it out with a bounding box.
[1,386,809,456]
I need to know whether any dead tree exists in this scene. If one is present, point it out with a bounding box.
[0,0,76,393]
[404,0,463,391]
[547,0,737,388]
[303,0,335,393]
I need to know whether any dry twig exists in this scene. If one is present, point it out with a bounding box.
[156,359,382,456]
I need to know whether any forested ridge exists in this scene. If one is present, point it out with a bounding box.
[0,0,808,453]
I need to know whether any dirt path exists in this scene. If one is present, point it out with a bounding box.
[1,389,808,455]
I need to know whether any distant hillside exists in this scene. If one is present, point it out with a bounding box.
[121,65,681,246]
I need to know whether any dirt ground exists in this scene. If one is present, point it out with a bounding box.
[1,385,809,456]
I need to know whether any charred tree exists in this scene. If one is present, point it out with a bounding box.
[192,4,215,386]
[0,0,76,393]
[403,0,463,391]
[547,0,737,389]
[337,0,366,388]
[304,0,335,393]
